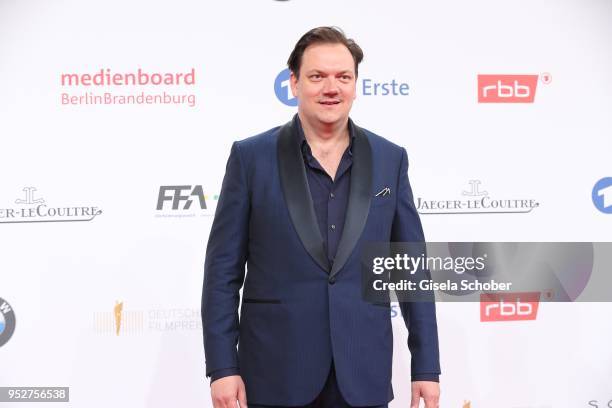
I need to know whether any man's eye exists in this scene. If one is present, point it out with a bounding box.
[310,74,321,80]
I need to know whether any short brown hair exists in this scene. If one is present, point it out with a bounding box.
[287,26,364,79]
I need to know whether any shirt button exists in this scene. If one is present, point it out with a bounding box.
[330,224,336,230]
[330,192,335,199]
[329,276,336,284]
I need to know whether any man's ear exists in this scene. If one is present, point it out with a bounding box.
[289,71,299,98]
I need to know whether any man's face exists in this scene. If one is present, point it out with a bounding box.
[290,43,357,129]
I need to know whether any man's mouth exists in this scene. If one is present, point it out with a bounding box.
[319,100,341,105]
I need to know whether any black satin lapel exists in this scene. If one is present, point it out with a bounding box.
[277,119,331,273]
[330,121,373,278]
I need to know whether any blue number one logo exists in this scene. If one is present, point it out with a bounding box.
[274,68,298,107]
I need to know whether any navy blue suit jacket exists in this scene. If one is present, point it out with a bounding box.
[202,117,440,406]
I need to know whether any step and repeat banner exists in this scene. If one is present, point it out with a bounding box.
[1,0,611,407]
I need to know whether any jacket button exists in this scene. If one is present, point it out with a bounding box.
[329,276,336,284]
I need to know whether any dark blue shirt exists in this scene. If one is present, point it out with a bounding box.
[296,117,354,264]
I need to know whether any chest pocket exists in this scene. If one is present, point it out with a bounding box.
[371,185,394,208]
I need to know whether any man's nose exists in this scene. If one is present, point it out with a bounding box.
[322,77,339,95]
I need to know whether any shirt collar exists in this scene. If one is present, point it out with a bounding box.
[295,114,355,159]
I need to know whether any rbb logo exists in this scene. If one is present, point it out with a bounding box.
[156,185,206,210]
[274,68,298,106]
[480,292,540,322]
[478,74,539,103]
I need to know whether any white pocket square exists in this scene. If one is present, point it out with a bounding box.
[375,187,391,197]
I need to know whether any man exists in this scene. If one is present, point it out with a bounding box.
[202,27,441,408]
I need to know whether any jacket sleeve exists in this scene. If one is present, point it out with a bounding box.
[201,142,250,378]
[391,148,441,382]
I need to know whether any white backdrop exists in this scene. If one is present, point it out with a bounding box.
[1,0,612,407]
